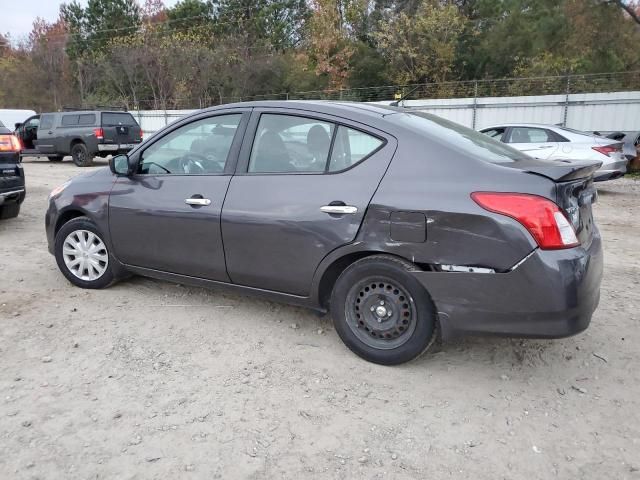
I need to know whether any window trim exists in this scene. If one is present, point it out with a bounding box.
[239,111,388,176]
[133,111,250,177]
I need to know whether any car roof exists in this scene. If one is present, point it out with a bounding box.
[480,123,565,130]
[199,100,403,118]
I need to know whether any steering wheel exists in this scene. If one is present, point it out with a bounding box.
[177,153,209,174]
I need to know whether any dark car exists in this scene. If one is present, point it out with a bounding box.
[15,110,143,167]
[0,120,25,219]
[45,101,603,365]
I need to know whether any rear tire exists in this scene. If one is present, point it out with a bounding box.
[0,203,21,219]
[54,216,114,289]
[330,255,437,365]
[71,143,93,167]
[48,156,63,162]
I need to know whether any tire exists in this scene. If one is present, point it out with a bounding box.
[0,203,20,219]
[70,143,93,167]
[48,156,63,162]
[330,255,437,365]
[54,216,114,289]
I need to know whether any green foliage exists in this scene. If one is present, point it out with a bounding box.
[1,0,639,110]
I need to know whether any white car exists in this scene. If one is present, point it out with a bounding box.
[480,123,628,181]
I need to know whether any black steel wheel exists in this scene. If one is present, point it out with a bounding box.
[71,143,93,167]
[331,255,437,365]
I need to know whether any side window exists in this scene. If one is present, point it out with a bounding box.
[139,114,242,175]
[26,117,40,128]
[508,127,553,143]
[40,115,54,130]
[78,114,96,126]
[481,128,506,142]
[248,114,334,173]
[61,115,79,126]
[328,126,383,172]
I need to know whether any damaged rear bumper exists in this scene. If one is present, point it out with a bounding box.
[412,231,603,339]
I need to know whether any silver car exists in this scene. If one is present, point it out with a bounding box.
[480,123,628,181]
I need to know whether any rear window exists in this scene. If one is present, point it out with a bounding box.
[389,112,529,164]
[78,114,96,125]
[102,113,138,127]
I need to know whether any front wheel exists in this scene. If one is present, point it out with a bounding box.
[330,255,437,365]
[70,143,93,167]
[54,216,114,289]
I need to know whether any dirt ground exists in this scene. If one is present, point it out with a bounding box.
[1,157,639,480]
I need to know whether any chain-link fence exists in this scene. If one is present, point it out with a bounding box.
[132,71,640,133]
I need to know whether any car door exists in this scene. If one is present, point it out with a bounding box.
[505,126,559,159]
[18,115,40,149]
[221,109,396,296]
[35,114,58,154]
[108,110,249,280]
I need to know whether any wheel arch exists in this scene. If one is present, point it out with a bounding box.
[314,248,428,311]
[54,208,89,237]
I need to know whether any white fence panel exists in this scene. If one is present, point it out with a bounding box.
[134,91,640,134]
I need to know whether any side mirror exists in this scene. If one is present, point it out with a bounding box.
[14,123,22,130]
[109,154,135,176]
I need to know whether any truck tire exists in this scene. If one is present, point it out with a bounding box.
[71,143,93,167]
[48,156,64,162]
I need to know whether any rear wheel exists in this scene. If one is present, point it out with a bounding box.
[330,255,437,365]
[0,203,21,219]
[48,156,63,162]
[54,216,114,289]
[71,143,93,167]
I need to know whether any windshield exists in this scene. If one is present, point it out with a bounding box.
[102,112,138,127]
[387,111,530,164]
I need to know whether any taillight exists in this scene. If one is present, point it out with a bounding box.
[471,192,579,250]
[0,134,21,152]
[592,145,619,157]
[93,128,104,140]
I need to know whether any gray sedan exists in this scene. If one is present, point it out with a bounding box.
[45,101,603,365]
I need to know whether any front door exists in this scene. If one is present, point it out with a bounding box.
[221,111,396,296]
[109,111,248,280]
[506,126,559,160]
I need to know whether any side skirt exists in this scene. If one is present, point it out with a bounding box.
[124,264,326,313]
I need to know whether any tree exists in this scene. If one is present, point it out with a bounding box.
[376,1,465,84]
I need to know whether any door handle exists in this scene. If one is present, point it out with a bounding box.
[185,198,211,206]
[320,205,358,214]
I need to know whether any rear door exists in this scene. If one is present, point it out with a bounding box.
[505,126,559,159]
[101,112,142,149]
[221,109,396,296]
[34,114,56,153]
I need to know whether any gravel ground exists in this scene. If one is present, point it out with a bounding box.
[1,158,639,480]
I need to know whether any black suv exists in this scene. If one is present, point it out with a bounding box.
[0,120,25,219]
[15,110,143,167]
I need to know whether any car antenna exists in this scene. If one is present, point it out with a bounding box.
[390,86,421,107]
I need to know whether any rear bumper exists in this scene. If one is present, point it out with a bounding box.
[412,231,603,339]
[97,143,138,152]
[594,159,628,181]
[0,188,26,206]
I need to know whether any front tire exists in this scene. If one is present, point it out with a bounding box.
[54,216,114,289]
[0,203,21,219]
[330,255,437,365]
[71,143,93,167]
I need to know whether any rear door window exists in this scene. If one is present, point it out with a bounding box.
[328,126,383,172]
[102,113,138,126]
[248,114,335,173]
[507,127,554,143]
[61,115,79,126]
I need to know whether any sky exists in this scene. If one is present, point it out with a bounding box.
[0,0,180,43]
